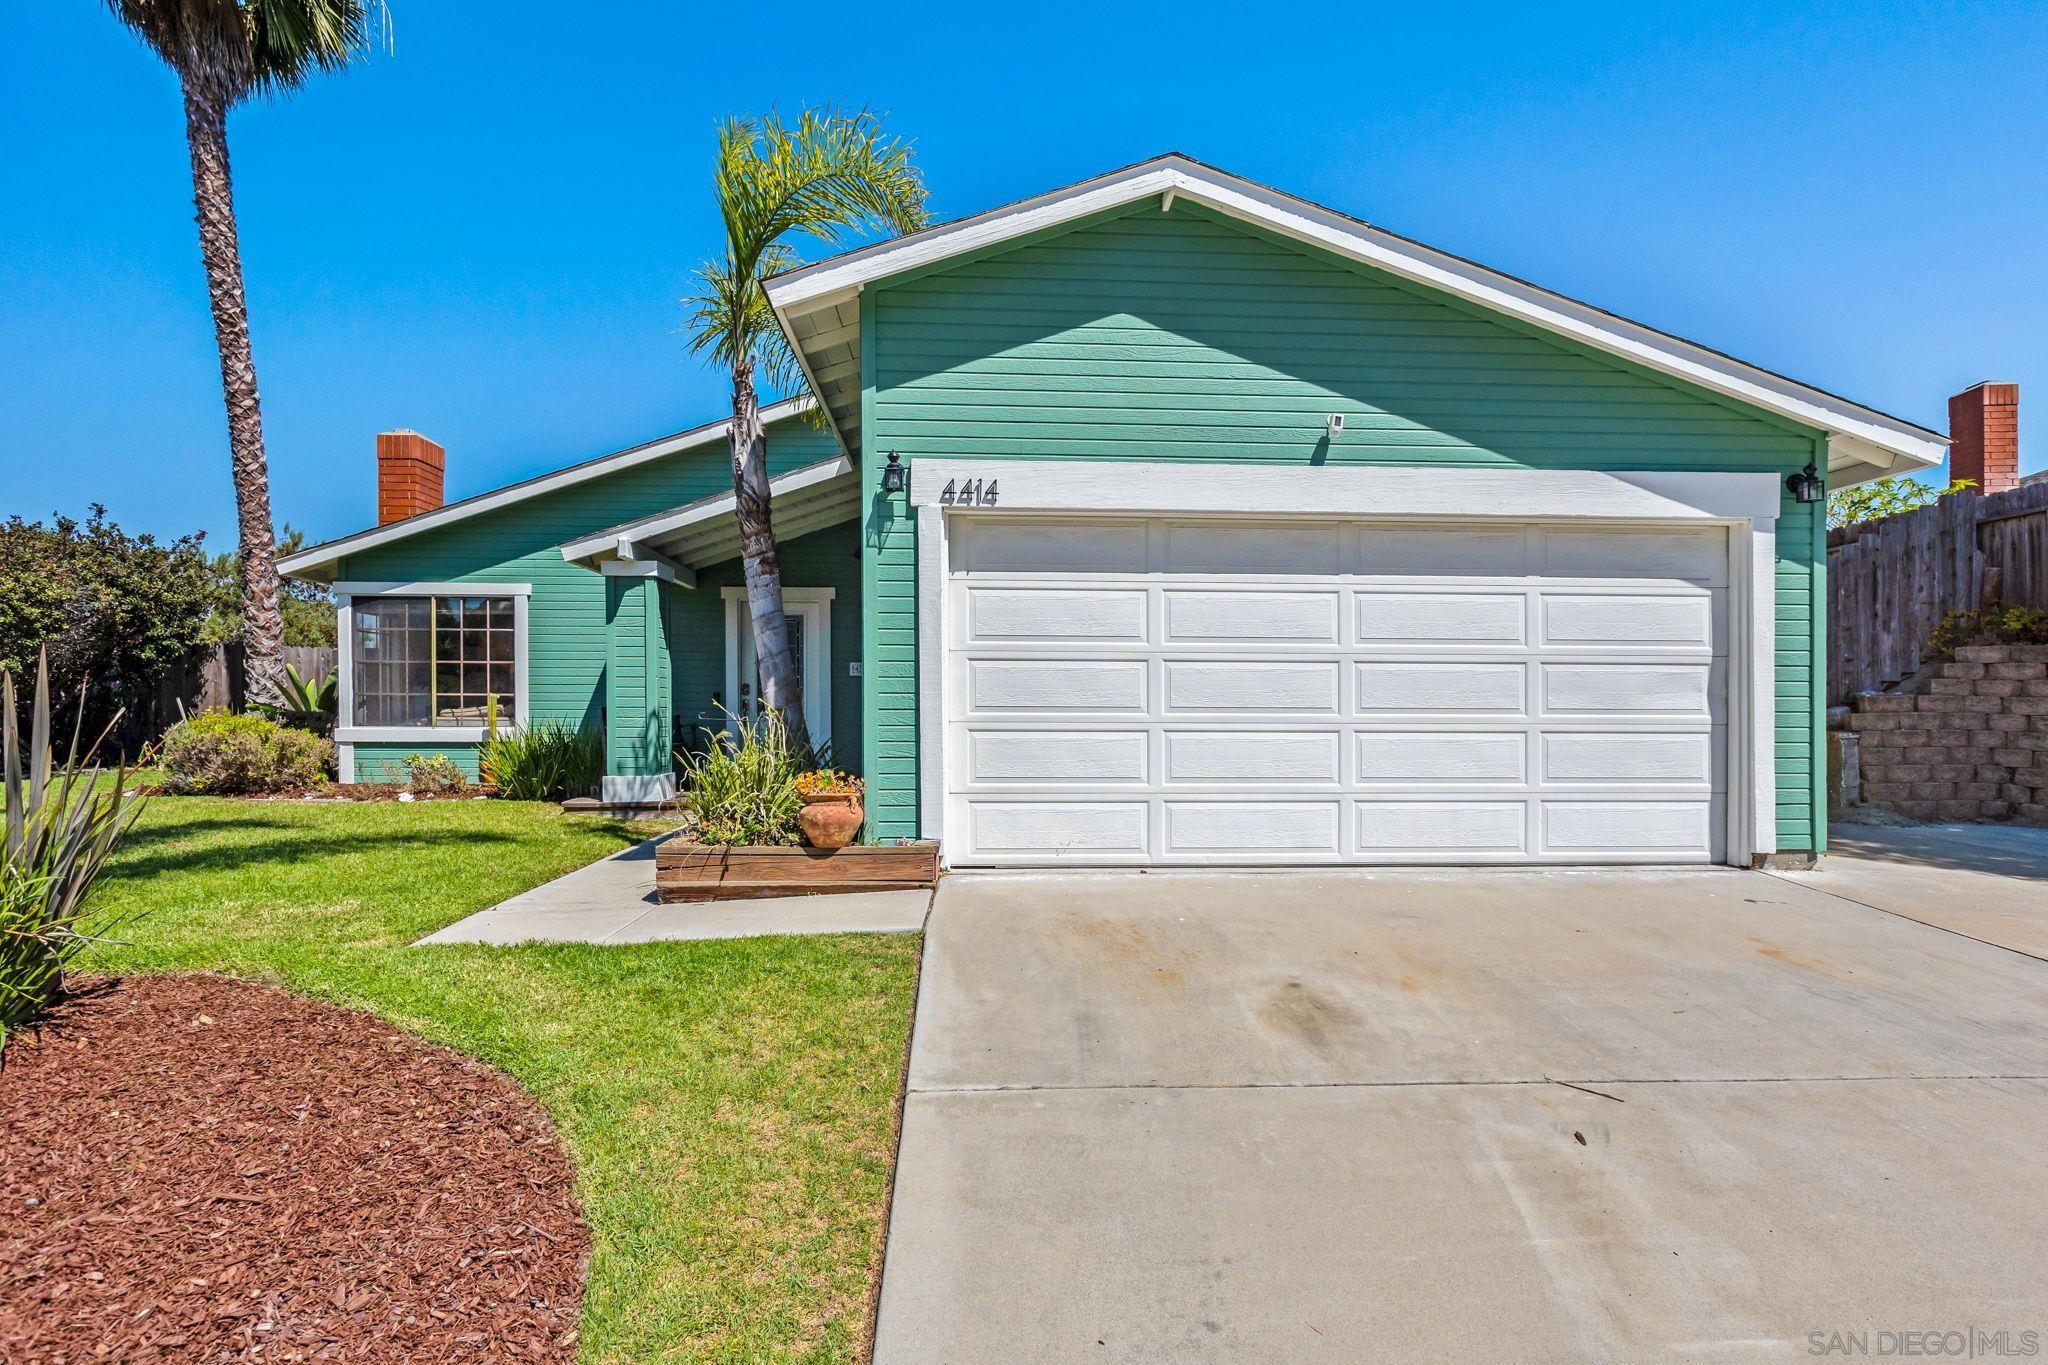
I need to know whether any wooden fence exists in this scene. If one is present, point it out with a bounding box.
[1827,480,2048,705]
[144,643,338,735]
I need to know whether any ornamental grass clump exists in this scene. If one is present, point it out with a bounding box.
[679,711,804,846]
[2,651,146,1035]
[478,723,604,801]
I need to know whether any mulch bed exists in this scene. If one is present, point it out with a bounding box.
[0,975,589,1362]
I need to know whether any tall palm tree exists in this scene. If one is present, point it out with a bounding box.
[103,0,386,706]
[686,109,926,751]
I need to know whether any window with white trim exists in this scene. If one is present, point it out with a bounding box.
[350,593,519,728]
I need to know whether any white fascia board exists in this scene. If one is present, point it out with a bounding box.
[558,456,855,563]
[766,156,1944,469]
[911,458,1784,523]
[333,580,533,596]
[278,397,814,580]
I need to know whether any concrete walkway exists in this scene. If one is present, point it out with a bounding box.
[875,837,2048,1363]
[416,833,930,945]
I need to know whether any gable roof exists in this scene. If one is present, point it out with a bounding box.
[278,396,812,582]
[764,153,1944,486]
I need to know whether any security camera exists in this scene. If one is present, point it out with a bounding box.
[1327,413,1345,436]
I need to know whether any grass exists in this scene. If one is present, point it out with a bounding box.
[76,796,921,1362]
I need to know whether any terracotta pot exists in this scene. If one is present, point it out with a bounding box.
[798,792,864,849]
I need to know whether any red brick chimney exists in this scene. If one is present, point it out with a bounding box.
[1948,382,2019,495]
[376,430,445,524]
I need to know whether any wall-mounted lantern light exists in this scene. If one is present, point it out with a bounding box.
[1786,461,1824,504]
[881,451,907,495]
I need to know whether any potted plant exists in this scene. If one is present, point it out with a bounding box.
[794,769,865,850]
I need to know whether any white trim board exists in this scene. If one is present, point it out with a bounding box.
[279,397,814,581]
[912,465,1778,868]
[559,456,856,564]
[910,460,1784,523]
[766,155,1942,477]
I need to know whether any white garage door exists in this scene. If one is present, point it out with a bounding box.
[944,517,1728,866]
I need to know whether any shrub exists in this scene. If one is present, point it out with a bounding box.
[1927,603,2048,660]
[403,753,468,796]
[679,712,803,846]
[159,709,332,795]
[478,722,603,801]
[2,651,146,1036]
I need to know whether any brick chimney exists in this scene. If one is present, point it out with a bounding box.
[376,430,445,524]
[1948,382,2019,495]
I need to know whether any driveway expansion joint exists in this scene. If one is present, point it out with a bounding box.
[908,1073,2048,1097]
[1761,868,2048,968]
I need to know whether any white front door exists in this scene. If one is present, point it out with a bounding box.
[723,588,834,750]
[944,517,1728,866]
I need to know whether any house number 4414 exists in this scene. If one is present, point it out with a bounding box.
[938,478,999,507]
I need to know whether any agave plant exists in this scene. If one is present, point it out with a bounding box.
[2,650,146,1034]
[251,661,337,735]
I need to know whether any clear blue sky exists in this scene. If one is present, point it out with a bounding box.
[4,1,2044,547]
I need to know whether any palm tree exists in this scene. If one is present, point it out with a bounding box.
[103,0,387,706]
[686,109,926,750]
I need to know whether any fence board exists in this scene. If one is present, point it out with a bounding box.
[1827,483,2048,704]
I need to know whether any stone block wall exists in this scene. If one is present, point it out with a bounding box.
[1845,644,2048,823]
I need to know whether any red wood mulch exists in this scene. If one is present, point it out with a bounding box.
[0,974,589,1362]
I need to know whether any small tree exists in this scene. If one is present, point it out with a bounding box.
[102,0,387,705]
[685,109,927,749]
[1828,474,1976,531]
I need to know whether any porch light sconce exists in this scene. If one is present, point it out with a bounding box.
[881,451,907,495]
[1786,461,1824,504]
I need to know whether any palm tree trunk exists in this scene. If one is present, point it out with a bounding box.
[182,81,286,708]
[730,360,809,752]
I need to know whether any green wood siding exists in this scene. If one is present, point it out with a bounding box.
[861,203,1828,850]
[334,417,842,772]
[352,741,482,782]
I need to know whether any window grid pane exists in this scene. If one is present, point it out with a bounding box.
[350,594,516,728]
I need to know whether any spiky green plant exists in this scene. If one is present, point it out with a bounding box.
[478,722,604,801]
[2,652,147,1035]
[677,710,806,846]
[250,660,337,733]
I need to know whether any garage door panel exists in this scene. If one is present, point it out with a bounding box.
[1540,662,1715,715]
[968,802,1150,856]
[1165,802,1341,854]
[1356,593,1526,645]
[965,587,1147,643]
[1166,523,1341,575]
[1541,528,1725,585]
[966,659,1149,713]
[1164,591,1338,643]
[1539,594,1715,647]
[1357,802,1527,853]
[959,521,1148,574]
[1165,661,1340,713]
[966,730,1150,785]
[1357,732,1527,783]
[1542,732,1718,786]
[1542,801,1714,854]
[1166,731,1341,784]
[1356,527,1526,577]
[1357,663,1527,714]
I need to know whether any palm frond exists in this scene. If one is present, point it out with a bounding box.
[102,0,389,103]
[684,107,929,389]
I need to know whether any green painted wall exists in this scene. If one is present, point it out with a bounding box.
[335,416,842,777]
[861,202,1829,851]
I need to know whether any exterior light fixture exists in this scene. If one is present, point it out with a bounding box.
[1786,461,1824,504]
[881,451,907,495]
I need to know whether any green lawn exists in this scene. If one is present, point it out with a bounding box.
[80,797,921,1363]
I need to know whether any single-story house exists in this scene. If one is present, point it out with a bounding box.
[279,153,1945,869]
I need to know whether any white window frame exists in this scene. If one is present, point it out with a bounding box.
[333,582,532,752]
[722,587,834,748]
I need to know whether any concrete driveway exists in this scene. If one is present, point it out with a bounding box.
[875,826,2048,1363]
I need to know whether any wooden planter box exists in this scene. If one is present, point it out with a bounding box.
[655,841,940,904]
